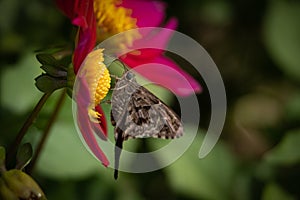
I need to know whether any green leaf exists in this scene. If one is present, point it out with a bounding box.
[149,127,237,200]
[263,1,300,80]
[233,172,253,200]
[46,181,78,200]
[1,52,41,113]
[262,183,295,200]
[16,143,33,170]
[58,55,72,69]
[233,94,281,128]
[85,174,142,200]
[36,54,62,69]
[264,129,300,165]
[35,97,103,179]
[35,74,67,93]
[284,93,300,121]
[40,65,67,78]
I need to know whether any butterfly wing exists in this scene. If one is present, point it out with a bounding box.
[110,71,183,179]
[122,86,183,140]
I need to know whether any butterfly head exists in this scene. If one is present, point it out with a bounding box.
[125,71,135,82]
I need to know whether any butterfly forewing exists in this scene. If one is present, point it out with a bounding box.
[125,87,183,139]
[110,71,183,179]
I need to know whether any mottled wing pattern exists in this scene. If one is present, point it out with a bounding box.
[111,72,183,141]
[110,71,183,179]
[122,86,183,140]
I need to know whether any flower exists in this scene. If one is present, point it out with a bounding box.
[75,49,111,167]
[93,0,202,96]
[56,0,201,168]
[56,0,97,74]
[56,0,110,167]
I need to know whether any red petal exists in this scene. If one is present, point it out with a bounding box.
[55,0,96,73]
[73,26,96,73]
[72,16,88,29]
[56,0,94,26]
[77,106,109,167]
[76,74,91,107]
[56,0,76,19]
[76,74,108,139]
[93,105,108,139]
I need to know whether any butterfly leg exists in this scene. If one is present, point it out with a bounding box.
[100,99,111,104]
[110,74,120,80]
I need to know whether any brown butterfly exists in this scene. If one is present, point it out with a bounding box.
[110,70,183,179]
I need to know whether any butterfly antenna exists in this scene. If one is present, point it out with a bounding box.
[114,128,124,180]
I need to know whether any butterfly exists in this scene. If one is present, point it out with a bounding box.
[110,70,183,179]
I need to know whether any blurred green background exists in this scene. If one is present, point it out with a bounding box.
[1,0,300,199]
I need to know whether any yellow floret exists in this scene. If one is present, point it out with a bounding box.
[93,0,140,47]
[80,49,111,122]
[94,68,111,104]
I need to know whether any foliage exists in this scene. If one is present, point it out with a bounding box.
[1,0,300,199]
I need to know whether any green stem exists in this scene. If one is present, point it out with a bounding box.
[7,92,52,163]
[27,90,66,174]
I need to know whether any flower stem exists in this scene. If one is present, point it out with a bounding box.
[27,89,66,174]
[7,92,52,164]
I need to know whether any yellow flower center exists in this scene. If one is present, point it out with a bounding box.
[80,49,111,121]
[93,0,140,47]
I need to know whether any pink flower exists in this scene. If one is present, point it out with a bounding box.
[118,0,202,96]
[56,0,201,169]
[76,74,109,166]
[56,0,97,73]
[56,0,109,167]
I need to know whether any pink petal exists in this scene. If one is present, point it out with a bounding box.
[120,18,178,65]
[76,74,108,139]
[119,0,166,27]
[119,18,178,63]
[131,18,178,52]
[76,75,109,165]
[91,105,108,139]
[77,106,109,167]
[133,56,202,96]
